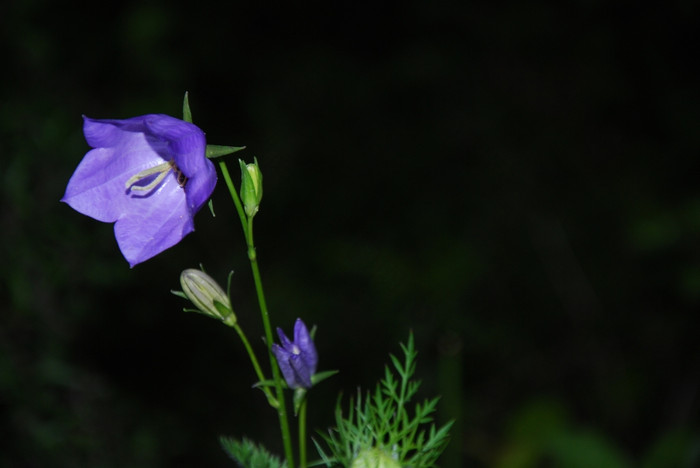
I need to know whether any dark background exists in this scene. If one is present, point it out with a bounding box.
[1,1,699,467]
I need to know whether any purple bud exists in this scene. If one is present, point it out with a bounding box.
[272,318,318,389]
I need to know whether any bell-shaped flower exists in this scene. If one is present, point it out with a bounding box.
[272,318,318,389]
[62,114,216,267]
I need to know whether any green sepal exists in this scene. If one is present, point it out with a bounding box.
[250,381,280,408]
[181,305,236,329]
[311,369,339,386]
[253,378,286,389]
[182,92,193,123]
[171,289,188,299]
[213,299,232,316]
[213,300,236,326]
[206,144,246,159]
[226,270,234,301]
[293,387,307,416]
[208,199,215,217]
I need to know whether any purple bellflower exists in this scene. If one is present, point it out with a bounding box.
[62,114,216,267]
[272,318,318,389]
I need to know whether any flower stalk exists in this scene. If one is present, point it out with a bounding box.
[231,321,278,408]
[298,398,308,468]
[219,160,295,468]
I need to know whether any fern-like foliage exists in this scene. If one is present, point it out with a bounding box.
[315,334,453,467]
[220,436,287,468]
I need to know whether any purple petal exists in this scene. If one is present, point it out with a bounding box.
[63,114,217,267]
[276,327,294,351]
[113,175,192,267]
[143,115,206,175]
[183,161,216,213]
[83,115,151,148]
[289,354,312,389]
[294,319,318,374]
[62,121,166,222]
[141,115,215,213]
[272,344,298,388]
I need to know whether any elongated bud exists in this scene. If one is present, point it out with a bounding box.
[239,158,263,217]
[180,269,235,325]
[351,448,401,468]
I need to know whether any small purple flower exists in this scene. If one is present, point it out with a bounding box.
[272,318,318,389]
[62,114,216,267]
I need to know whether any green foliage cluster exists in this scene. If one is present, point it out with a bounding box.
[316,335,453,467]
[220,437,286,468]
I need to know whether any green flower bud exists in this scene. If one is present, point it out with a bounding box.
[180,269,235,325]
[239,158,263,217]
[351,448,401,468]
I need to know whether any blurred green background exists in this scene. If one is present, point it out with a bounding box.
[1,0,699,467]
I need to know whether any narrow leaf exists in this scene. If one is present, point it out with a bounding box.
[208,199,216,217]
[207,144,246,159]
[183,92,193,123]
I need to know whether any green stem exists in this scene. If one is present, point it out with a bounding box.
[218,161,248,237]
[232,322,276,407]
[247,218,295,468]
[219,161,295,468]
[298,398,308,468]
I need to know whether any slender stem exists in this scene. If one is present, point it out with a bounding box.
[298,398,308,468]
[247,218,295,468]
[218,161,248,238]
[232,322,276,406]
[219,160,295,468]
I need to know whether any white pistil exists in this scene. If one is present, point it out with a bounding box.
[125,161,174,193]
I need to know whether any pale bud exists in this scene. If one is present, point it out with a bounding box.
[179,269,235,325]
[351,448,401,468]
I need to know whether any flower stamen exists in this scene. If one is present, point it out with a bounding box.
[171,161,188,187]
[125,160,187,193]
